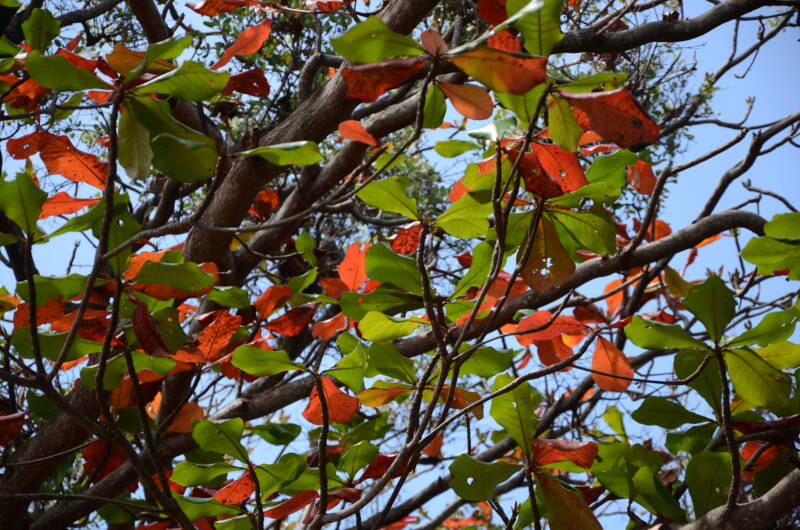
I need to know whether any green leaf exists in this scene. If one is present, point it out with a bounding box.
[548,181,620,207]
[135,61,230,101]
[125,96,213,147]
[741,214,800,280]
[151,133,219,183]
[26,390,57,421]
[339,441,378,481]
[602,405,626,440]
[22,8,60,51]
[434,140,479,158]
[231,346,299,377]
[331,16,425,63]
[171,461,240,487]
[725,348,791,412]
[625,316,708,350]
[507,0,563,56]
[559,72,628,93]
[665,423,716,455]
[128,35,193,78]
[366,341,416,385]
[682,275,735,343]
[50,92,84,122]
[548,208,616,259]
[0,233,17,245]
[547,95,582,152]
[172,494,239,520]
[214,515,253,530]
[460,346,514,377]
[535,472,601,530]
[358,311,420,342]
[0,171,45,235]
[764,212,800,239]
[452,241,493,298]
[631,466,686,522]
[435,191,493,239]
[234,141,322,166]
[26,51,108,91]
[16,273,94,304]
[423,85,446,129]
[754,341,800,370]
[585,149,637,188]
[449,454,520,501]
[631,397,710,429]
[192,419,248,461]
[727,308,798,348]
[249,423,301,445]
[133,260,216,295]
[208,286,251,309]
[253,453,306,498]
[674,349,721,416]
[329,334,368,392]
[365,243,422,295]
[489,373,541,453]
[685,451,731,517]
[496,83,548,123]
[356,176,419,220]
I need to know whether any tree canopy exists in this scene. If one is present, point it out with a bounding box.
[0,0,798,529]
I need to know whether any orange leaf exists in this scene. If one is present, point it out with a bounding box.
[633,218,672,242]
[508,149,564,199]
[253,284,292,319]
[312,312,347,340]
[531,439,598,469]
[558,88,660,151]
[338,242,369,292]
[515,310,588,346]
[319,277,349,299]
[0,412,25,447]
[357,385,412,407]
[263,490,319,519]
[603,278,624,317]
[477,0,508,25]
[438,82,493,120]
[340,58,426,102]
[535,336,573,367]
[222,68,270,96]
[104,43,175,76]
[422,433,444,457]
[488,29,522,53]
[307,1,347,13]
[196,312,243,362]
[12,297,67,331]
[7,131,49,159]
[421,29,448,55]
[447,46,547,95]
[302,377,359,425]
[338,120,379,146]
[357,453,411,483]
[166,401,205,433]
[214,472,255,504]
[530,142,587,193]
[248,188,280,218]
[389,222,422,254]
[592,336,633,392]
[38,192,100,219]
[212,19,272,70]
[627,159,656,195]
[83,440,137,491]
[264,305,317,336]
[188,0,265,15]
[40,135,107,189]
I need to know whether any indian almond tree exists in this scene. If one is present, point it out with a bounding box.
[0,0,798,528]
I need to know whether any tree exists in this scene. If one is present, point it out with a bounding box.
[0,0,798,528]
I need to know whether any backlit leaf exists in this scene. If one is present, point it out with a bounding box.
[212,19,271,70]
[446,46,547,95]
[331,16,425,63]
[519,217,575,292]
[438,82,493,120]
[340,57,425,102]
[449,454,520,501]
[535,471,601,530]
[26,51,108,91]
[135,61,229,101]
[338,119,379,146]
[234,141,322,166]
[357,176,419,220]
[592,336,633,392]
[302,377,359,424]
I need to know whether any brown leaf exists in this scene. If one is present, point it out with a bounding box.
[222,68,270,96]
[438,82,493,120]
[340,58,426,102]
[263,490,319,519]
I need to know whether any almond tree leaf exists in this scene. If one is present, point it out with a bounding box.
[514,310,587,345]
[340,57,425,102]
[547,94,582,152]
[263,490,319,519]
[390,222,422,254]
[558,88,660,151]
[264,305,317,336]
[449,454,520,501]
[358,311,419,342]
[0,172,46,234]
[131,296,170,356]
[446,46,547,95]
[26,51,109,91]
[627,159,656,194]
[170,461,239,487]
[196,312,242,362]
[40,135,107,189]
[519,217,574,292]
[187,0,265,17]
[357,384,411,407]
[507,0,563,56]
[213,472,255,504]
[338,242,369,292]
[135,61,230,101]
[302,377,359,424]
[253,284,292,319]
[117,106,153,179]
[104,43,176,76]
[490,373,541,453]
[438,82,493,120]
[530,142,587,192]
[724,347,791,412]
[166,402,204,433]
[682,275,735,343]
[685,451,730,517]
[531,439,598,469]
[330,16,425,63]
[231,345,299,376]
[192,418,247,460]
[212,19,271,70]
[478,0,508,24]
[535,471,602,530]
[221,68,270,96]
[592,336,633,392]
[435,190,493,239]
[420,29,448,55]
[0,411,25,447]
[631,397,710,429]
[233,141,322,166]
[22,8,60,51]
[338,119,379,146]
[365,243,421,295]
[357,176,419,220]
[312,312,347,340]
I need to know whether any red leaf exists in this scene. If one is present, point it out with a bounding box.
[263,490,319,519]
[338,120,379,146]
[40,134,107,189]
[253,284,292,319]
[573,304,606,324]
[66,32,82,51]
[264,305,317,336]
[338,242,369,292]
[488,29,522,53]
[83,440,136,491]
[302,377,359,425]
[341,58,426,102]
[212,19,272,70]
[477,0,508,25]
[39,192,99,219]
[381,516,419,530]
[515,311,588,346]
[627,159,656,195]
[507,149,564,199]
[448,46,547,95]
[13,297,66,331]
[7,131,48,159]
[357,453,410,483]
[222,68,270,96]
[131,296,170,356]
[312,312,347,340]
[535,336,573,367]
[422,433,444,457]
[592,336,633,392]
[420,29,448,55]
[455,252,472,268]
[306,1,347,13]
[56,48,99,73]
[196,312,243,362]
[0,73,50,111]
[531,439,598,469]
[438,82,493,120]
[249,188,280,218]
[740,442,784,483]
[558,88,660,151]
[319,277,349,299]
[530,142,587,193]
[0,412,25,447]
[733,414,800,435]
[165,401,205,433]
[214,472,255,504]
[188,0,265,16]
[603,278,624,317]
[633,218,672,242]
[389,222,422,254]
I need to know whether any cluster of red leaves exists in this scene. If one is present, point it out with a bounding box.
[83,440,138,492]
[8,131,108,189]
